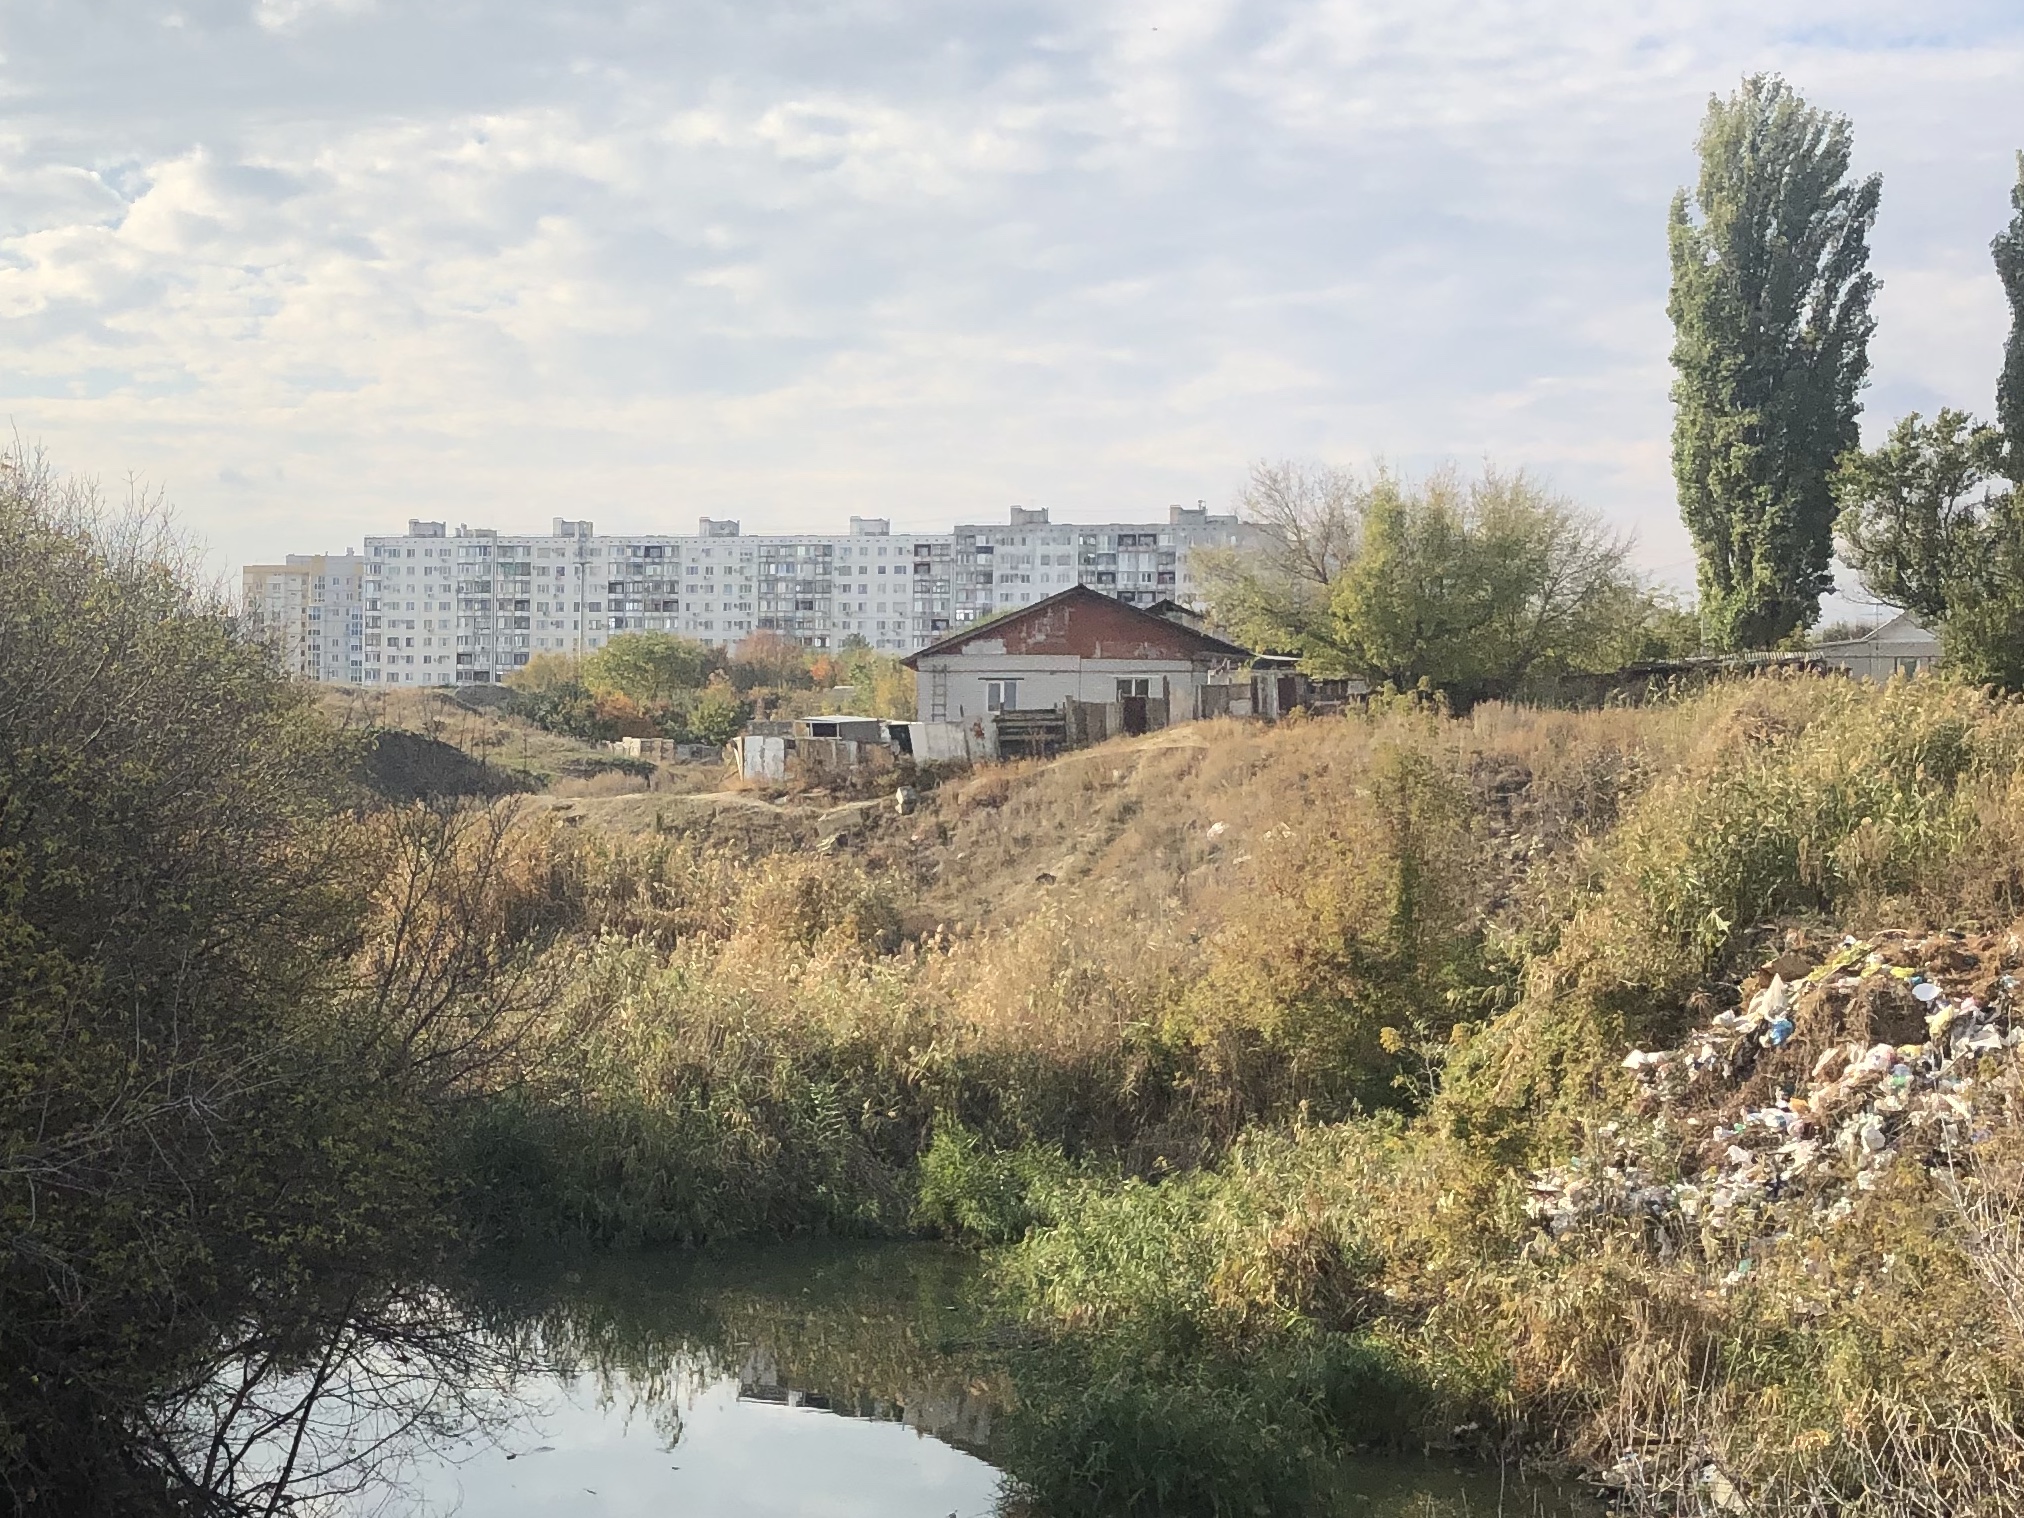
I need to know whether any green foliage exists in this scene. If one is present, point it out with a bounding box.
[912,1119,1075,1244]
[823,640,919,720]
[1206,463,1661,704]
[1328,469,1643,704]
[993,1123,1441,1514]
[1669,74,1881,649]
[502,676,617,740]
[1934,517,2024,689]
[1997,151,2024,486]
[1834,408,2024,687]
[0,455,450,1508]
[1001,1334,1424,1518]
[1834,409,2006,624]
[683,674,751,745]
[584,631,715,704]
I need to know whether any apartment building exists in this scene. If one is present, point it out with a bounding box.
[241,552,365,684]
[950,505,1246,621]
[354,505,1253,686]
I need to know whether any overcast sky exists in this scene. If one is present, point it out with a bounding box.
[2,0,2021,589]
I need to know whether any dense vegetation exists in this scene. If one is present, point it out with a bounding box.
[500,628,914,744]
[16,482,2024,1513]
[1197,461,1700,701]
[1668,79,2024,662]
[1667,75,1881,651]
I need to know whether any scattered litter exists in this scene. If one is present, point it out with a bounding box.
[1528,930,2018,1276]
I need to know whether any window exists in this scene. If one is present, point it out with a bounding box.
[986,679,1019,712]
[1117,678,1151,699]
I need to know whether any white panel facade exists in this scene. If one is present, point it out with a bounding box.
[242,552,365,684]
[313,504,1257,686]
[921,653,1204,723]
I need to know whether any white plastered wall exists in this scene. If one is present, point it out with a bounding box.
[915,652,1205,721]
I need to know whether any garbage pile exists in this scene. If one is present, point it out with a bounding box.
[1525,929,2024,1262]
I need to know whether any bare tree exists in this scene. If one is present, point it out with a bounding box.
[1194,461,1366,659]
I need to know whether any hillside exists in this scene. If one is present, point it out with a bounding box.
[458,672,2024,1514]
[321,684,729,800]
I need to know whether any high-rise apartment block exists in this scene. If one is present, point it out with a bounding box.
[241,552,366,684]
[346,505,1250,686]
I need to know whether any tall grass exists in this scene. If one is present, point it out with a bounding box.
[444,673,2024,1512]
[986,676,2024,1513]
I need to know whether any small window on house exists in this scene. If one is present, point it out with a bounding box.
[1117,678,1151,699]
[986,679,1019,712]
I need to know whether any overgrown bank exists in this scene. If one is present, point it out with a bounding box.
[13,450,2024,1514]
[448,675,2024,1514]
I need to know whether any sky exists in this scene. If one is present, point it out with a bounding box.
[2,0,2021,593]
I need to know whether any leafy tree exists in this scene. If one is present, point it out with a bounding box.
[1834,409,2007,623]
[684,674,751,745]
[1835,409,2024,687]
[585,631,713,705]
[506,650,580,693]
[1669,74,1882,649]
[0,454,445,1507]
[1937,519,2024,689]
[502,677,615,741]
[1997,151,2024,485]
[1327,469,1644,703]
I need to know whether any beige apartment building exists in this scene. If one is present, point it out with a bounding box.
[344,505,1254,687]
[241,551,366,684]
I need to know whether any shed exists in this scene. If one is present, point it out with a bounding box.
[798,715,886,743]
[902,584,1254,735]
[1813,613,1942,682]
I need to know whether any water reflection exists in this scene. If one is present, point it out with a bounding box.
[427,1241,1009,1517]
[158,1243,1591,1517]
[139,1282,538,1516]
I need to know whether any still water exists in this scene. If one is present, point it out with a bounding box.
[291,1242,1585,1518]
[389,1243,1004,1518]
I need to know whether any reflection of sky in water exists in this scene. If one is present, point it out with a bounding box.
[409,1368,1003,1518]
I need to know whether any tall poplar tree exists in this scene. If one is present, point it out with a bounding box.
[1669,75,1882,649]
[1996,151,2024,485]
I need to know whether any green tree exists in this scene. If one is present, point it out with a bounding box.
[585,631,713,705]
[0,454,448,1507]
[502,676,615,741]
[1669,74,1882,649]
[830,640,918,719]
[684,674,752,745]
[1836,410,2024,687]
[1997,151,2024,485]
[1938,519,2024,688]
[1327,469,1643,703]
[1834,409,2007,622]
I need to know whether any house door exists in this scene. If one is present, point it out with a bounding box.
[1117,676,1151,736]
[1276,675,1298,714]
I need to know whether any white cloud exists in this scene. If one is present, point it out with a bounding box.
[252,0,374,34]
[0,0,2017,585]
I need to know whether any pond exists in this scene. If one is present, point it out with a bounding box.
[189,1242,1590,1517]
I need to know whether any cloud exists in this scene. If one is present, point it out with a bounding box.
[252,0,375,34]
[0,0,2018,586]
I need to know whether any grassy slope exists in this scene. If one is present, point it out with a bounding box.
[321,685,736,805]
[445,674,2024,1513]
